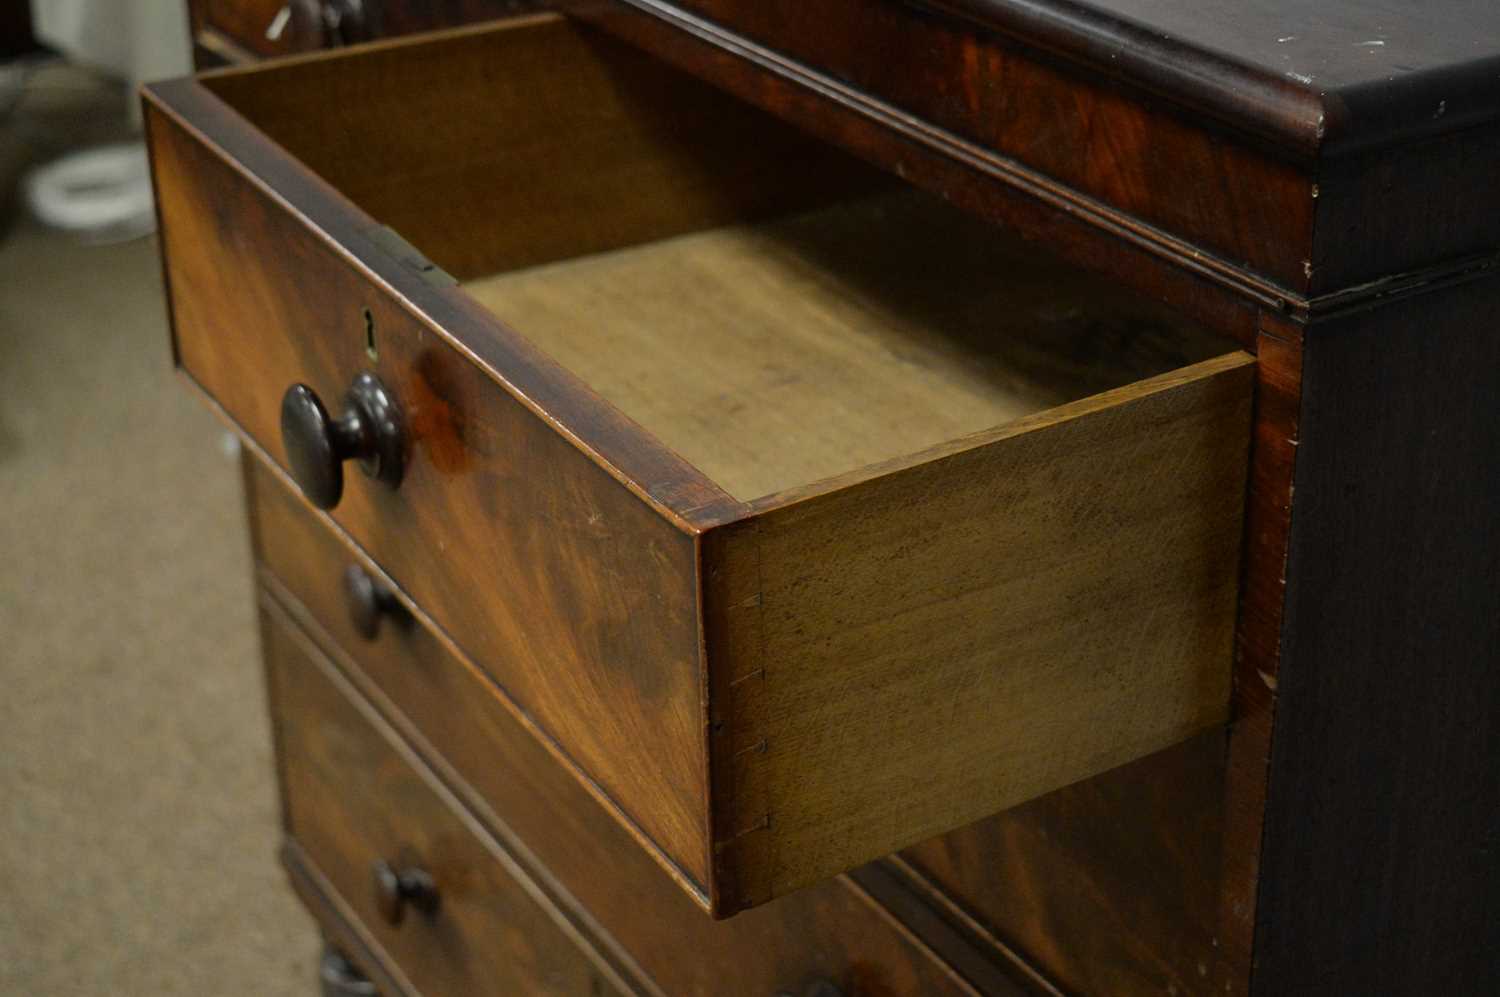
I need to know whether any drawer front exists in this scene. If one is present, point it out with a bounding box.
[261,598,635,997]
[249,455,1009,997]
[146,25,728,895]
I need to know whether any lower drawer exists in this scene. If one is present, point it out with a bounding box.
[249,453,1024,995]
[260,599,635,997]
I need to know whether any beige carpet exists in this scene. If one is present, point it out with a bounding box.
[0,64,316,995]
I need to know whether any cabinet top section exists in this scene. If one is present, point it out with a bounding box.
[926,0,1500,157]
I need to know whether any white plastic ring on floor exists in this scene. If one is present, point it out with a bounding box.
[24,142,156,243]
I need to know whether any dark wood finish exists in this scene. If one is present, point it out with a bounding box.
[590,0,1500,294]
[562,3,1500,994]
[701,356,1252,908]
[261,599,637,996]
[1309,128,1500,295]
[1253,279,1500,995]
[342,563,407,641]
[846,160,1303,997]
[583,0,1314,290]
[151,1,1500,992]
[567,0,1274,344]
[146,14,1254,915]
[193,19,882,283]
[319,945,379,997]
[289,845,415,997]
[147,42,726,898]
[370,859,438,927]
[280,373,406,510]
[1217,315,1304,975]
[892,290,1294,997]
[925,0,1500,156]
[899,733,1231,995]
[247,454,1041,995]
[549,7,1500,992]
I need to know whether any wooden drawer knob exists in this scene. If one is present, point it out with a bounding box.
[318,945,377,997]
[280,372,405,510]
[342,564,405,641]
[371,858,439,927]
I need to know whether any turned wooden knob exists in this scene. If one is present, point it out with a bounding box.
[318,945,377,997]
[343,564,406,640]
[372,859,438,927]
[320,0,371,47]
[280,373,405,510]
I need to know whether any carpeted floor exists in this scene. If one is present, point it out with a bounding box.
[0,63,316,996]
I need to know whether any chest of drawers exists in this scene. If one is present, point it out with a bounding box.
[153,3,1500,994]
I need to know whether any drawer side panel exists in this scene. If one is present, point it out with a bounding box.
[709,352,1255,905]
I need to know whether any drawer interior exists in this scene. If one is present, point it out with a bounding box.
[200,16,1235,503]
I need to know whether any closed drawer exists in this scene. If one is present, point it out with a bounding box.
[145,14,1254,914]
[252,455,1026,996]
[260,596,636,996]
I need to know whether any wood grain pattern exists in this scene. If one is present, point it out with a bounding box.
[148,13,1257,917]
[157,2,1500,993]
[250,464,1018,995]
[890,324,1299,997]
[283,844,417,997]
[897,732,1230,995]
[574,0,1317,293]
[1216,315,1304,978]
[196,16,883,281]
[706,353,1255,908]
[1253,280,1500,995]
[926,0,1500,157]
[261,598,638,997]
[619,1,1500,295]
[464,190,1233,501]
[146,77,721,896]
[569,1,1282,347]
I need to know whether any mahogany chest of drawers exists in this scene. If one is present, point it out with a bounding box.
[153,3,1500,994]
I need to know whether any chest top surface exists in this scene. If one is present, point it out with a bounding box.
[923,0,1500,156]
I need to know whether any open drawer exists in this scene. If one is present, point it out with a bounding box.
[143,13,1253,915]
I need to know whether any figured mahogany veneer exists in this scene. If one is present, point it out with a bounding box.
[144,14,1253,915]
[251,458,1032,995]
[261,599,636,997]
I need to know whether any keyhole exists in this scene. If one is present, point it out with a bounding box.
[363,307,378,362]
